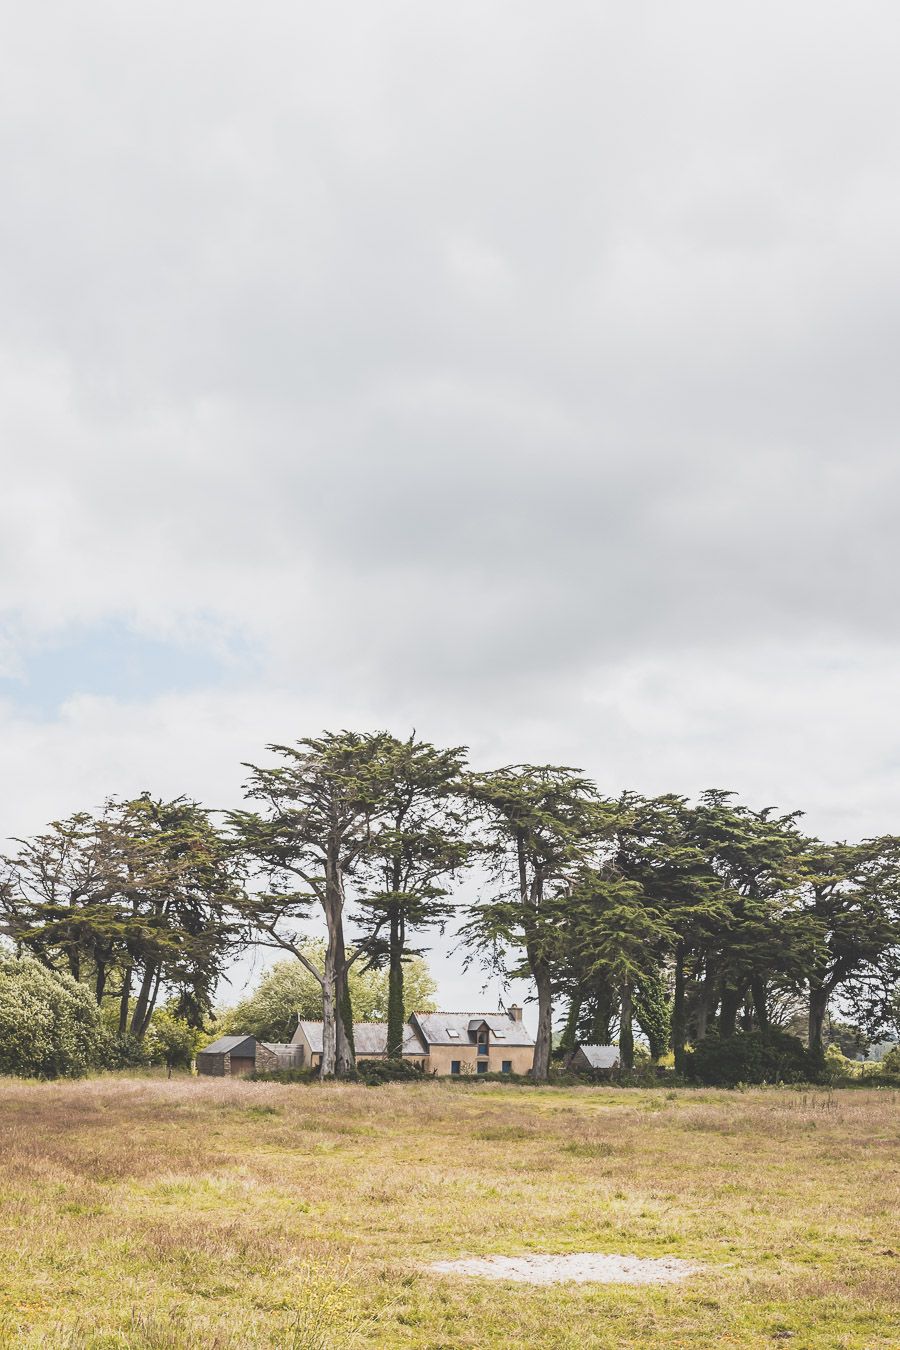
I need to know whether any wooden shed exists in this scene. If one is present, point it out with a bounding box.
[196,1035,280,1078]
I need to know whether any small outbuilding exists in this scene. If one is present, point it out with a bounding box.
[196,1035,281,1078]
[569,1044,620,1076]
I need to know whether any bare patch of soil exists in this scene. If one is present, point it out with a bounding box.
[429,1252,701,1285]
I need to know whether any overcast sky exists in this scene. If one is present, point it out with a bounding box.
[2,2,900,1011]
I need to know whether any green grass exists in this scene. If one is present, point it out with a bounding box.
[0,1076,897,1347]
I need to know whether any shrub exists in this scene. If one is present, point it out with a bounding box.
[0,955,104,1078]
[685,1029,823,1087]
[880,1044,900,1077]
[250,1067,319,1084]
[356,1058,428,1086]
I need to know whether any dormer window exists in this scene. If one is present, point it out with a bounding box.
[477,1030,489,1056]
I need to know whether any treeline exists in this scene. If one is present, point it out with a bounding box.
[1,730,899,1080]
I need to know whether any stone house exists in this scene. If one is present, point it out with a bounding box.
[290,1005,534,1076]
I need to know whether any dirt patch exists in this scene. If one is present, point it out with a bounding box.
[429,1252,701,1285]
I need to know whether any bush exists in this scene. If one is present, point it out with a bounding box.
[0,955,104,1078]
[250,1067,319,1084]
[686,1029,823,1087]
[356,1058,428,1086]
[880,1044,900,1077]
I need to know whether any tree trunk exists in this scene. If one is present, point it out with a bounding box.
[321,958,337,1077]
[321,856,355,1078]
[672,941,687,1073]
[695,958,717,1041]
[387,905,405,1059]
[619,974,634,1071]
[808,984,829,1053]
[130,961,158,1039]
[718,984,741,1038]
[558,992,582,1059]
[95,962,107,1005]
[589,975,616,1044]
[750,975,769,1032]
[531,964,553,1082]
[136,967,162,1039]
[118,965,133,1035]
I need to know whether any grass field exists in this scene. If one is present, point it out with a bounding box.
[0,1077,897,1349]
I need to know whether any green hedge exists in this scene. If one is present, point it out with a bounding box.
[0,955,104,1079]
[685,1029,824,1087]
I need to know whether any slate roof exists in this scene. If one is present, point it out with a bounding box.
[200,1035,257,1057]
[261,1042,298,1056]
[576,1044,620,1069]
[295,1021,427,1057]
[410,1011,534,1048]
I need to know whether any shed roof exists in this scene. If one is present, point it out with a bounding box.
[199,1035,256,1057]
[576,1044,620,1069]
[411,1011,534,1048]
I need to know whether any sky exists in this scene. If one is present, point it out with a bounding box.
[2,2,900,1015]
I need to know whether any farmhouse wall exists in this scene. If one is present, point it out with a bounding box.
[427,1044,533,1076]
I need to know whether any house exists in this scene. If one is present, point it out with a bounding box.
[197,1035,295,1077]
[569,1043,620,1076]
[290,1005,534,1076]
[291,1020,428,1071]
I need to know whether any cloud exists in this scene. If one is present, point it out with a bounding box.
[2,1,900,998]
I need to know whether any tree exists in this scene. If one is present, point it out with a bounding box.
[0,954,103,1078]
[687,792,814,1039]
[216,945,438,1042]
[800,837,900,1051]
[569,867,673,1070]
[144,1004,205,1074]
[464,765,607,1081]
[0,796,244,1037]
[355,735,470,1058]
[109,795,247,1038]
[232,732,397,1077]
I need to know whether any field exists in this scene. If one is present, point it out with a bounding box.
[0,1078,897,1349]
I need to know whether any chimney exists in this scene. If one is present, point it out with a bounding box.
[509,1004,523,1023]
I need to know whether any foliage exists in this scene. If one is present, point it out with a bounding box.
[354,734,470,1059]
[686,1028,822,1087]
[143,1006,205,1070]
[216,947,437,1042]
[0,796,246,1038]
[250,1066,319,1084]
[355,1057,427,1085]
[464,764,608,1080]
[880,1043,900,1075]
[231,731,401,1076]
[0,955,104,1078]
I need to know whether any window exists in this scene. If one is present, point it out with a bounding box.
[450,1060,461,1075]
[447,1028,460,1038]
[502,1061,512,1074]
[477,1061,488,1074]
[477,1030,488,1056]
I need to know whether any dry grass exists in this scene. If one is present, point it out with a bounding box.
[0,1076,897,1348]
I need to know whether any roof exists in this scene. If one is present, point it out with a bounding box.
[199,1035,256,1057]
[296,1021,324,1053]
[576,1044,620,1069]
[411,1011,534,1048]
[261,1042,297,1056]
[295,1021,427,1057]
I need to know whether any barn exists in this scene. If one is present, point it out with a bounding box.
[196,1035,281,1078]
